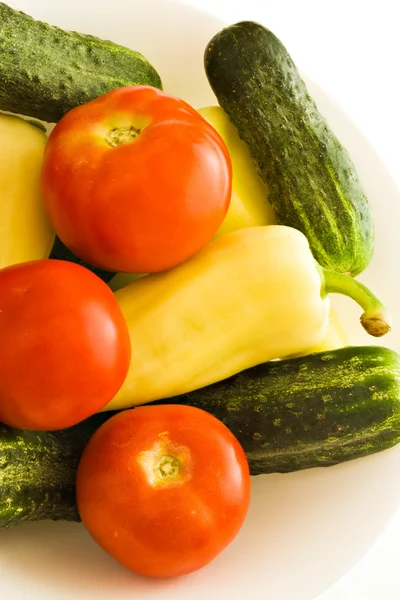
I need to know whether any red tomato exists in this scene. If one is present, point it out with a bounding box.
[76,404,250,578]
[0,260,131,431]
[41,86,232,274]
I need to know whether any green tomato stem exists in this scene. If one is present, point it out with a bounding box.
[154,455,181,479]
[106,126,140,147]
[319,266,391,337]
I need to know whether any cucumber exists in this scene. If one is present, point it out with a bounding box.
[0,413,111,527]
[0,3,162,123]
[204,21,373,276]
[168,346,400,474]
[3,347,399,526]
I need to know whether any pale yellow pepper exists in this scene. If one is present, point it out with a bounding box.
[0,113,54,269]
[194,107,348,353]
[312,307,348,352]
[108,106,348,350]
[291,306,348,359]
[103,225,388,412]
[198,105,276,236]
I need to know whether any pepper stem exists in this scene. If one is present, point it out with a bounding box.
[319,266,391,337]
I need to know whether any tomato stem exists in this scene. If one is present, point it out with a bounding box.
[106,126,140,147]
[154,455,180,479]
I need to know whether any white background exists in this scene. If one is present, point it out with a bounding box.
[188,1,400,598]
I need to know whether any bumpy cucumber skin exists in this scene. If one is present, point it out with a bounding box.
[3,348,398,526]
[204,21,373,276]
[0,414,110,528]
[167,346,400,475]
[0,3,162,122]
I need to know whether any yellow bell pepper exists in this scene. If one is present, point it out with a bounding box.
[103,225,389,412]
[109,108,358,352]
[311,307,348,352]
[108,105,276,292]
[0,113,54,269]
[199,106,349,354]
[291,306,348,358]
[198,105,276,236]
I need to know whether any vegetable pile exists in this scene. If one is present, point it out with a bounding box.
[0,3,396,581]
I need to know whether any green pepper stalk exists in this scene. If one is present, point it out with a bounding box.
[318,266,391,337]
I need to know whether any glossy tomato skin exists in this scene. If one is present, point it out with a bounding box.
[76,404,250,578]
[0,260,131,431]
[41,86,232,274]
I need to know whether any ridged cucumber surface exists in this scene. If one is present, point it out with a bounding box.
[168,346,400,474]
[2,348,399,526]
[0,413,110,527]
[0,2,162,122]
[204,21,374,276]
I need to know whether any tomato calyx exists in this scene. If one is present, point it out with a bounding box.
[138,432,192,487]
[106,125,141,148]
[154,454,181,479]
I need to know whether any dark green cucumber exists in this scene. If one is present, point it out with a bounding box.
[49,236,115,284]
[204,21,373,276]
[167,346,400,474]
[0,3,162,123]
[0,413,111,528]
[3,347,399,526]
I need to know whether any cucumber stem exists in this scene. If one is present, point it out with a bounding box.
[319,267,391,337]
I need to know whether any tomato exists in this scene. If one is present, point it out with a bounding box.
[41,86,232,274]
[76,404,250,578]
[0,260,131,431]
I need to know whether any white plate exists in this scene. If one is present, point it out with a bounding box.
[2,1,400,599]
